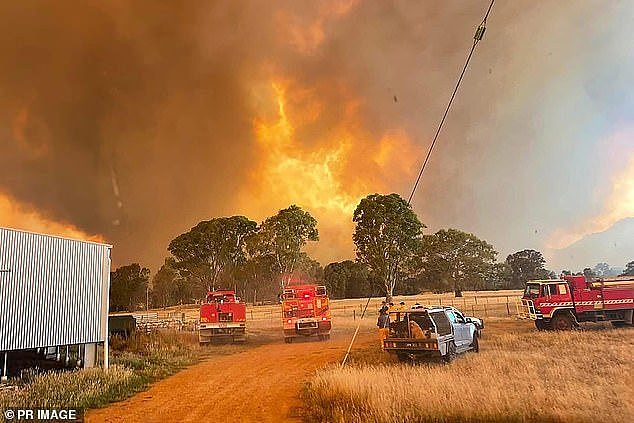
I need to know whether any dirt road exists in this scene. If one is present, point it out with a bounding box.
[86,328,375,423]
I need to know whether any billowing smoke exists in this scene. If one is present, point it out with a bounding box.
[1,1,633,270]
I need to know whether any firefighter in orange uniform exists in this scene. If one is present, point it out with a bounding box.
[377,309,390,350]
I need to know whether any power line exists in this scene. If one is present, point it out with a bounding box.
[342,0,495,367]
[340,295,372,366]
[407,0,495,205]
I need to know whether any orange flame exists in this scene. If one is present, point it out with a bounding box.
[241,80,420,262]
[0,192,105,243]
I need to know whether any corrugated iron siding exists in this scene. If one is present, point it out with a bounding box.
[0,228,111,351]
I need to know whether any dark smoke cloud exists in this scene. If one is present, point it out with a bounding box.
[0,1,270,266]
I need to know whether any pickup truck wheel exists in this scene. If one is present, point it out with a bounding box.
[551,313,574,331]
[470,334,480,353]
[284,337,293,344]
[443,341,456,363]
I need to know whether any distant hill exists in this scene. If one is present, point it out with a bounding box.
[546,217,634,272]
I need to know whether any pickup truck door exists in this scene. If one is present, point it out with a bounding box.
[453,310,473,348]
[446,311,468,348]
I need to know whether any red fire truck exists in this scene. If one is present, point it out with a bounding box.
[281,284,331,343]
[199,290,246,344]
[518,275,634,330]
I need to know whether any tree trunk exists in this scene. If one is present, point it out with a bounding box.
[385,279,394,303]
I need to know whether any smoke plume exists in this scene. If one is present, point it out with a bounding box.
[1,1,632,271]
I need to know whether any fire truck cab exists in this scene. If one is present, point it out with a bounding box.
[518,276,634,330]
[281,284,331,343]
[199,290,247,344]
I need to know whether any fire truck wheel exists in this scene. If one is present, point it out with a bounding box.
[551,313,574,331]
[443,341,457,363]
[534,320,551,331]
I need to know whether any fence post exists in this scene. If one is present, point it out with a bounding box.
[484,303,488,317]
[471,304,475,315]
[353,310,356,320]
[475,296,478,305]
[506,301,510,316]
[250,310,253,320]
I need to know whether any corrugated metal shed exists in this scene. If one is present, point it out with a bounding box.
[0,228,112,351]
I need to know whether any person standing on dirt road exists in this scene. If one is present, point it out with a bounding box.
[377,310,390,350]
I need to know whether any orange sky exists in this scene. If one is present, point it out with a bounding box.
[2,1,633,272]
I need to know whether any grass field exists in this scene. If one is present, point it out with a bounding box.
[302,318,634,423]
[5,290,627,423]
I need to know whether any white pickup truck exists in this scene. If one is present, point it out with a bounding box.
[383,306,481,362]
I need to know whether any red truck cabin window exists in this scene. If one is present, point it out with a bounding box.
[542,284,555,296]
[524,283,540,298]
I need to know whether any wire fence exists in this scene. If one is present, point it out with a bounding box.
[115,290,523,332]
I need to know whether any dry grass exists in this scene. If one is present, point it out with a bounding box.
[0,365,139,412]
[303,319,634,423]
[109,330,203,381]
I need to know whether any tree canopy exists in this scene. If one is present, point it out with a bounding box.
[168,216,257,290]
[417,229,497,297]
[324,260,378,299]
[505,249,550,288]
[621,260,634,276]
[353,193,424,301]
[255,205,319,286]
[109,263,150,312]
[156,206,321,305]
[151,257,204,307]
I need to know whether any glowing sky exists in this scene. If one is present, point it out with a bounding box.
[1,1,632,272]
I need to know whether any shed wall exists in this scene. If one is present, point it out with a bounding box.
[0,228,111,351]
